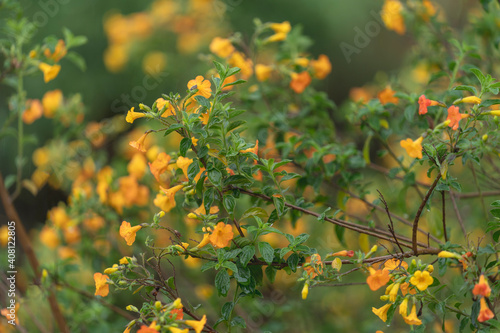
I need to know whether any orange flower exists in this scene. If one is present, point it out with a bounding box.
[240,140,259,155]
[129,131,150,152]
[22,99,43,124]
[176,156,193,178]
[378,86,399,105]
[255,64,273,82]
[290,71,311,94]
[418,95,440,115]
[94,272,110,297]
[40,226,60,249]
[39,62,61,82]
[446,105,469,130]
[149,152,171,181]
[44,39,67,62]
[384,258,408,270]
[400,137,423,159]
[119,221,142,246]
[366,267,391,291]
[304,254,324,278]
[400,282,416,296]
[310,54,332,79]
[381,0,406,35]
[153,185,184,212]
[329,250,354,257]
[209,222,234,248]
[170,308,184,320]
[478,297,494,323]
[42,89,63,118]
[403,304,422,325]
[137,323,159,333]
[209,37,235,58]
[199,112,210,125]
[473,275,491,297]
[187,75,212,99]
[126,107,147,123]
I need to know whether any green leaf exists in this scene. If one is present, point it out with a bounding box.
[287,253,299,272]
[230,316,246,328]
[265,265,277,283]
[208,168,222,187]
[224,79,246,88]
[215,269,231,297]
[65,51,86,71]
[453,85,477,95]
[213,61,226,76]
[470,68,486,86]
[194,95,211,108]
[258,242,274,264]
[223,195,236,215]
[280,247,291,259]
[221,302,234,320]
[491,208,500,218]
[187,162,200,182]
[404,104,416,121]
[227,120,246,133]
[293,233,310,246]
[164,123,184,136]
[226,67,241,77]
[239,245,255,267]
[180,137,191,157]
[273,195,285,217]
[335,224,346,246]
[197,145,208,158]
[240,207,268,221]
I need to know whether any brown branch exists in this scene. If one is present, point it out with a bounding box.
[233,186,429,249]
[0,171,69,332]
[441,191,448,242]
[377,190,404,256]
[412,174,442,255]
[453,190,500,199]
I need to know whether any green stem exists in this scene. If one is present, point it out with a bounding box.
[13,41,25,200]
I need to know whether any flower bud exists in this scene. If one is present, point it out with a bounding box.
[126,305,139,312]
[482,134,488,142]
[173,298,183,309]
[302,282,309,300]
[155,301,162,310]
[426,264,434,273]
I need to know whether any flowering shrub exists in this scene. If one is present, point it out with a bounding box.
[1,0,500,332]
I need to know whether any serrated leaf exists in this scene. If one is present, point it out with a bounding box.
[194,95,211,108]
[265,265,277,283]
[180,137,191,157]
[187,162,200,181]
[240,207,268,221]
[258,242,274,264]
[240,245,255,266]
[287,253,299,272]
[208,168,222,187]
[223,195,236,214]
[215,269,231,297]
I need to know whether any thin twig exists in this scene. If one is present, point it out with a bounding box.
[441,191,448,242]
[377,190,404,256]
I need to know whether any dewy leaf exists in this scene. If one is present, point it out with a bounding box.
[258,242,274,265]
[215,269,231,297]
[239,245,255,267]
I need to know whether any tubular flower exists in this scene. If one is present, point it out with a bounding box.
[44,39,67,62]
[418,95,440,115]
[176,156,193,178]
[378,86,399,105]
[153,185,184,212]
[372,303,392,322]
[381,0,406,35]
[126,107,147,123]
[384,258,408,270]
[304,254,324,278]
[400,282,416,296]
[185,315,206,333]
[169,328,188,333]
[290,71,312,94]
[366,267,391,291]
[148,153,171,181]
[209,37,235,58]
[209,222,234,248]
[403,304,422,325]
[267,21,291,42]
[389,283,400,302]
[94,272,110,297]
[438,250,462,260]
[329,250,355,257]
[456,96,482,104]
[311,54,332,79]
[119,221,142,246]
[42,89,63,118]
[194,232,211,249]
[129,131,150,152]
[39,63,61,82]
[400,137,423,159]
[187,75,212,98]
[399,298,408,316]
[473,275,491,297]
[22,99,43,124]
[255,64,273,82]
[240,140,259,155]
[156,98,176,117]
[446,106,469,130]
[409,270,433,291]
[478,297,494,323]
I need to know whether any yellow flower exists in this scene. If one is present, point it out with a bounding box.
[103,44,128,73]
[33,147,50,167]
[47,206,71,229]
[44,39,67,62]
[372,303,392,322]
[384,258,408,270]
[22,99,43,124]
[239,140,259,155]
[187,75,212,99]
[267,21,291,42]
[129,131,150,152]
[119,221,142,246]
[400,137,423,159]
[153,185,184,212]
[94,272,110,297]
[39,62,61,82]
[169,328,188,333]
[255,64,273,82]
[403,304,422,325]
[173,298,183,309]
[176,156,193,178]
[42,89,63,118]
[381,0,406,35]
[389,283,400,302]
[191,136,199,147]
[104,264,119,274]
[209,222,234,248]
[228,52,253,79]
[410,270,433,291]
[438,250,462,259]
[310,54,332,79]
[126,107,147,123]
[456,96,482,104]
[194,233,211,249]
[119,256,131,265]
[142,51,167,74]
[209,37,235,58]
[127,153,147,179]
[399,298,408,316]
[185,315,206,333]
